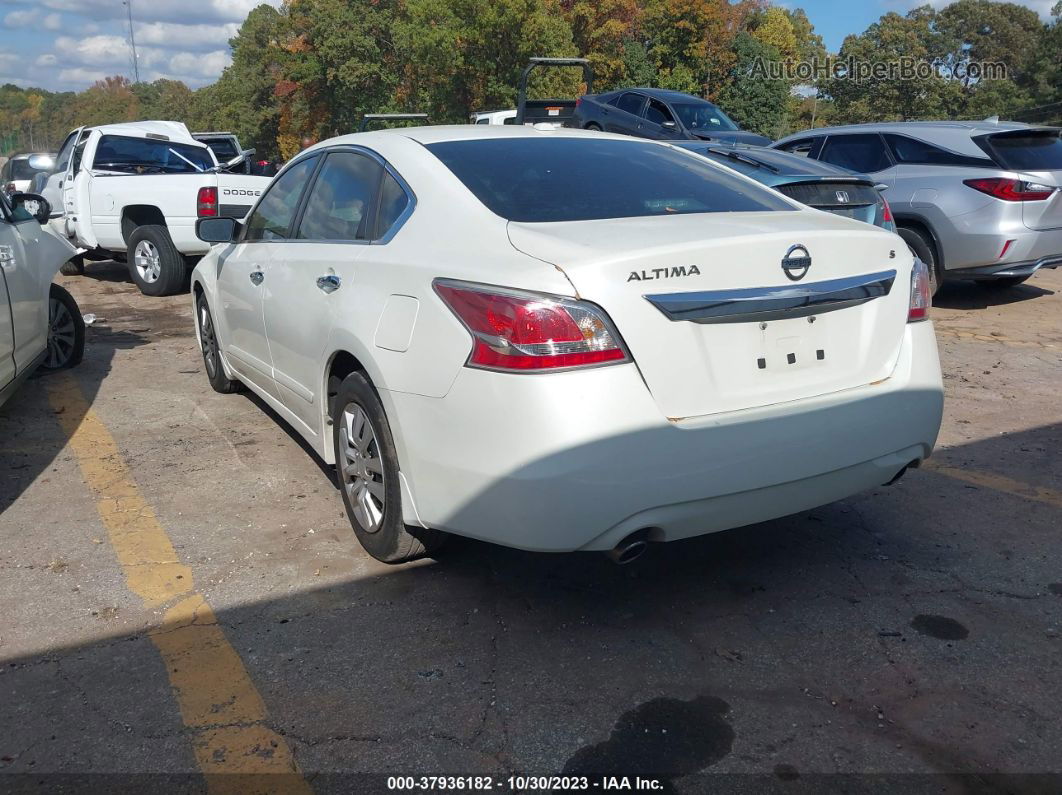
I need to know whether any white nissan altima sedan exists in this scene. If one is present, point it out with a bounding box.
[192,125,943,564]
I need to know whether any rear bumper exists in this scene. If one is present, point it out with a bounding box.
[384,322,943,552]
[948,252,1062,280]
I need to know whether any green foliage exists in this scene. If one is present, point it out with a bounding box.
[714,33,790,137]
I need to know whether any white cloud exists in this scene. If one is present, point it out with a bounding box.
[3,8,39,26]
[35,53,58,67]
[42,12,62,30]
[57,66,108,84]
[35,0,282,25]
[133,21,241,50]
[167,49,232,79]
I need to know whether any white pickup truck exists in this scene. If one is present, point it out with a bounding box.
[40,121,273,296]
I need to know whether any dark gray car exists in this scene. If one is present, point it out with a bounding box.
[571,88,771,146]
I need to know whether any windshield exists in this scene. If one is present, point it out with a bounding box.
[92,135,215,174]
[426,138,792,222]
[671,102,739,132]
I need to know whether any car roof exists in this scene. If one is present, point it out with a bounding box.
[305,124,643,150]
[602,87,715,103]
[88,120,203,145]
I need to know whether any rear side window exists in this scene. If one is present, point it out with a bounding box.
[427,138,793,222]
[375,171,410,238]
[244,155,318,241]
[93,135,214,174]
[297,152,382,241]
[613,93,645,116]
[978,131,1062,171]
[883,134,992,167]
[777,137,822,158]
[819,134,892,174]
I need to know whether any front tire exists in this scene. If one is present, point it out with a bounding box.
[127,225,187,296]
[332,371,445,563]
[896,226,943,296]
[42,284,85,370]
[196,295,242,394]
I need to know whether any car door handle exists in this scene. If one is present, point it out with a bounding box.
[316,274,341,294]
[249,270,264,285]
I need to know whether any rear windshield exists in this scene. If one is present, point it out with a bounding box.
[200,138,240,160]
[92,135,215,174]
[980,131,1062,171]
[426,138,792,222]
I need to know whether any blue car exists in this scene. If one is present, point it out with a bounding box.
[675,142,896,231]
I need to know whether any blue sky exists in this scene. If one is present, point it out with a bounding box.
[0,0,1057,92]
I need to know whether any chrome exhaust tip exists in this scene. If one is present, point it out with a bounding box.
[606,535,649,565]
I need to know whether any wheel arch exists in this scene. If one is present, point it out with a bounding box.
[121,205,167,245]
[893,214,943,270]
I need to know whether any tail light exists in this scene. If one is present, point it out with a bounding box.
[879,195,895,231]
[908,258,931,323]
[197,186,218,217]
[434,280,630,371]
[963,177,1054,202]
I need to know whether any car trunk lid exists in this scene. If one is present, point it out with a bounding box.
[508,211,910,419]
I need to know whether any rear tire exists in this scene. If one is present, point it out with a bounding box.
[41,284,85,370]
[127,225,187,296]
[896,226,943,296]
[332,371,446,564]
[59,255,85,276]
[196,294,242,394]
[976,275,1031,290]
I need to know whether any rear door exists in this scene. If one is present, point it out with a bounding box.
[605,92,647,135]
[978,129,1062,231]
[263,149,383,433]
[216,153,320,399]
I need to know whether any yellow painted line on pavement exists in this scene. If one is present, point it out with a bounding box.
[47,374,310,794]
[924,460,1062,510]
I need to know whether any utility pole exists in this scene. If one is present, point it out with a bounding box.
[125,0,140,83]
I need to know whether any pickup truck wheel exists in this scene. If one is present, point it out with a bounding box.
[41,284,85,370]
[128,225,186,297]
[59,255,85,276]
[332,371,446,564]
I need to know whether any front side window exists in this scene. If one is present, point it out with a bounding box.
[819,134,892,174]
[243,155,319,241]
[54,129,80,173]
[427,138,793,223]
[92,135,214,174]
[644,99,675,126]
[297,152,382,241]
[671,102,738,132]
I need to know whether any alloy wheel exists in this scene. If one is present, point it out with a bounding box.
[46,296,77,368]
[133,240,162,283]
[340,403,386,533]
[198,302,218,378]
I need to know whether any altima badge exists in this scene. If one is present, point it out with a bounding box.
[781,244,812,281]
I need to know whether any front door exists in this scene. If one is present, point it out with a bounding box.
[0,217,16,390]
[41,127,81,229]
[216,153,320,399]
[263,150,384,435]
[641,98,682,140]
[0,202,45,374]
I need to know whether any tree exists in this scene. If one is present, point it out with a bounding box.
[560,0,641,88]
[715,32,789,137]
[70,76,140,128]
[748,7,797,62]
[394,0,578,123]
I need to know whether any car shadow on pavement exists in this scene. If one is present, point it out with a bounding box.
[2,419,1061,789]
[76,259,133,286]
[934,280,1054,310]
[0,320,150,514]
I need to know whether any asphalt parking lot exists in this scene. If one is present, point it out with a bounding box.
[2,262,1061,793]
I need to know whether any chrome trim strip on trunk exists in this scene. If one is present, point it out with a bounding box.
[645,269,897,324]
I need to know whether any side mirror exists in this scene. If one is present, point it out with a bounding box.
[196,216,238,243]
[10,192,51,224]
[661,120,678,130]
[27,154,55,172]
